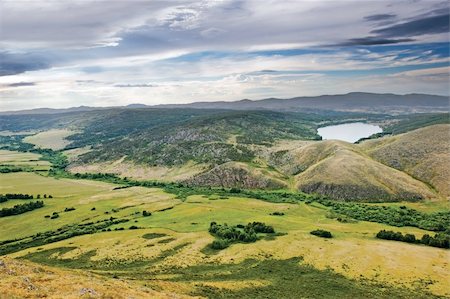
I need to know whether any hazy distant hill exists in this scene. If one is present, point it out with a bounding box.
[156,92,449,114]
[1,92,448,115]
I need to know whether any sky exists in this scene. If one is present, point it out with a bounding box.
[0,0,449,111]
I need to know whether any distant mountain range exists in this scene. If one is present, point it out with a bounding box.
[1,92,448,115]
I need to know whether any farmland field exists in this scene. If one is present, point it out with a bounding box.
[0,149,51,171]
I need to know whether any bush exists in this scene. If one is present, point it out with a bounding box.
[208,221,275,250]
[310,229,333,238]
[210,239,230,250]
[142,210,152,217]
[271,212,285,216]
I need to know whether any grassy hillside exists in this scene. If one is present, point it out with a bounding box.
[289,142,434,201]
[23,129,76,150]
[1,171,449,298]
[0,257,174,299]
[73,110,321,167]
[185,162,288,189]
[362,124,450,198]
[1,109,447,201]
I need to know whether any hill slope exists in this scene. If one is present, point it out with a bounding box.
[267,141,434,201]
[362,124,450,198]
[0,257,178,298]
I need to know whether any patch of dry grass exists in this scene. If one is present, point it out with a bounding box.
[23,129,76,150]
[0,257,189,299]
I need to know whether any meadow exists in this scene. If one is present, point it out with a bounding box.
[0,149,51,171]
[0,114,449,298]
[1,171,449,298]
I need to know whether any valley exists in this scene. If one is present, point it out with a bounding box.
[0,105,448,298]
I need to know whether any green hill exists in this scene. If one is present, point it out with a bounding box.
[1,109,447,202]
[362,124,450,198]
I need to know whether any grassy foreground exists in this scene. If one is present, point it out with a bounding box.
[1,171,449,298]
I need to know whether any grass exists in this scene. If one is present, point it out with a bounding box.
[23,129,76,150]
[0,149,50,171]
[20,247,440,298]
[0,172,176,241]
[0,257,168,299]
[165,257,437,299]
[1,172,449,297]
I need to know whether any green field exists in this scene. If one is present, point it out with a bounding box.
[0,149,51,171]
[1,171,449,298]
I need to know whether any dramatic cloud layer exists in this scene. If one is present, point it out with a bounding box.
[0,0,448,110]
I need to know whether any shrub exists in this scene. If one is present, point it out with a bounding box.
[310,229,333,238]
[271,212,285,216]
[210,239,230,250]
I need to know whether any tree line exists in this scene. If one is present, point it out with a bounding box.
[0,193,53,203]
[0,193,34,203]
[376,230,449,249]
[0,201,44,217]
[321,201,450,232]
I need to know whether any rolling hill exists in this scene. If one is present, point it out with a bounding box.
[362,124,450,198]
[0,107,448,202]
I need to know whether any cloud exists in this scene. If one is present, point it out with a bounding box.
[0,52,51,76]
[114,83,159,88]
[364,14,397,22]
[0,0,449,110]
[371,13,449,37]
[335,37,415,46]
[7,82,36,87]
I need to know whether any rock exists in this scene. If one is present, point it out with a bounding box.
[80,287,98,296]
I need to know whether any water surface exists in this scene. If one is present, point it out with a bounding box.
[317,122,382,143]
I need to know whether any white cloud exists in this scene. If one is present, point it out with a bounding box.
[0,0,448,110]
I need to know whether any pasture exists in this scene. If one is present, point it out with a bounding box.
[1,172,449,297]
[0,149,51,171]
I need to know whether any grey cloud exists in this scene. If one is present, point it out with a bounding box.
[371,13,449,37]
[7,82,36,87]
[0,1,186,48]
[364,14,396,22]
[335,37,415,46]
[114,83,158,88]
[0,52,51,76]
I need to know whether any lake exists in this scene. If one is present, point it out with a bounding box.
[317,122,382,143]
